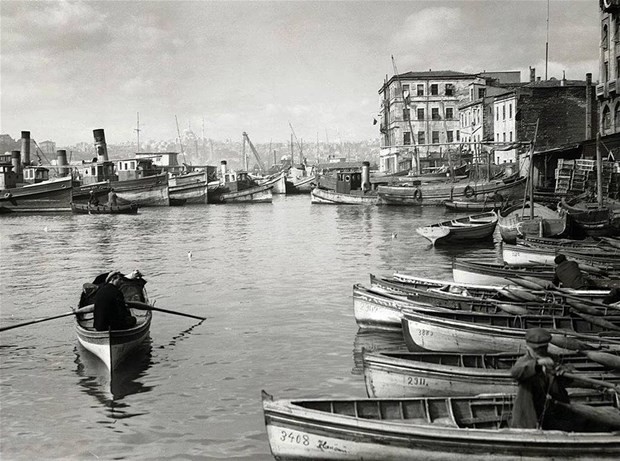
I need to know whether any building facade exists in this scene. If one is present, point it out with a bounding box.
[378,71,481,174]
[598,0,620,135]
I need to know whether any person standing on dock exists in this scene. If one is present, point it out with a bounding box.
[552,254,588,289]
[510,328,571,430]
[93,271,137,331]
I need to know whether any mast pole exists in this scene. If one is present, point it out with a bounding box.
[135,112,141,154]
[545,0,550,80]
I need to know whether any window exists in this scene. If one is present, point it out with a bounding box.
[605,61,609,82]
[496,133,500,141]
[502,105,506,120]
[616,103,620,130]
[432,131,440,143]
[503,132,506,142]
[404,132,411,145]
[403,109,410,120]
[432,108,440,120]
[456,130,460,141]
[418,131,425,144]
[478,88,486,99]
[417,84,424,96]
[509,131,513,142]
[496,108,499,121]
[603,23,609,50]
[417,108,425,120]
[617,57,620,78]
[431,84,438,95]
[446,108,454,119]
[402,84,410,97]
[445,84,454,96]
[447,131,454,142]
[509,104,512,119]
[603,105,611,130]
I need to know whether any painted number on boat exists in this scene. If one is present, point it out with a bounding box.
[417,329,433,337]
[407,376,428,387]
[280,430,310,446]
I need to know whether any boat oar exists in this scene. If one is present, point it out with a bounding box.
[555,288,620,312]
[554,401,620,429]
[584,351,620,370]
[562,372,620,392]
[127,300,206,321]
[570,310,620,332]
[0,305,94,333]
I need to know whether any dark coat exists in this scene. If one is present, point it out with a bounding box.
[553,260,587,289]
[93,283,136,331]
[510,351,570,429]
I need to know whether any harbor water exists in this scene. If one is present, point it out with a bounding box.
[0,195,501,460]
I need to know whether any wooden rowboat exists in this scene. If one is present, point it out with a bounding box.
[453,259,556,285]
[262,391,620,460]
[401,307,620,354]
[75,273,152,370]
[311,187,380,205]
[70,202,139,214]
[362,350,620,398]
[498,202,567,243]
[416,211,498,245]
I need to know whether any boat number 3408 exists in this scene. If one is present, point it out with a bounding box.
[280,430,348,453]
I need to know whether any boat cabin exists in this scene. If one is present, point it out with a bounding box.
[0,163,18,189]
[22,166,49,184]
[135,152,184,175]
[336,170,363,194]
[116,158,161,181]
[78,161,117,185]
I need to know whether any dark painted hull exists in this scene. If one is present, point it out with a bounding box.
[71,202,139,214]
[0,177,73,213]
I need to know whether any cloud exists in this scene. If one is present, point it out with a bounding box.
[394,7,462,45]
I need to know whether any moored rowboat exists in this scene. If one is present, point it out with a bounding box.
[416,211,498,246]
[71,202,139,214]
[262,391,620,460]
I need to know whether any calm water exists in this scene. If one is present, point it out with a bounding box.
[0,195,501,460]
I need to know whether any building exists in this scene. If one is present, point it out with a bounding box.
[598,0,620,135]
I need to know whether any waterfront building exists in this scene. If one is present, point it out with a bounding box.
[598,0,620,135]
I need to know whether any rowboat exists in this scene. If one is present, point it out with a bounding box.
[70,202,139,214]
[362,350,620,398]
[262,391,620,460]
[311,187,379,205]
[498,202,567,243]
[75,272,152,370]
[444,199,509,212]
[401,307,620,354]
[416,211,498,245]
[502,242,620,271]
[559,198,620,238]
[377,176,526,207]
[453,258,556,285]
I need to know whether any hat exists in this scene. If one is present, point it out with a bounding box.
[105,271,123,283]
[554,254,567,264]
[525,328,551,347]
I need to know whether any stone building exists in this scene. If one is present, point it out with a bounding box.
[598,0,620,135]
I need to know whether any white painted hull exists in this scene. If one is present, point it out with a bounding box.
[502,246,554,266]
[452,267,511,286]
[311,188,379,205]
[352,287,408,331]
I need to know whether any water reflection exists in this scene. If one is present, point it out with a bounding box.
[74,339,154,416]
[351,329,408,376]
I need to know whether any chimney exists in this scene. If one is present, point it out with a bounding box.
[585,73,593,140]
[537,77,541,82]
[20,131,31,165]
[11,150,21,177]
[529,67,536,83]
[220,160,227,178]
[93,129,109,162]
[361,161,371,192]
[56,150,68,177]
[561,70,566,87]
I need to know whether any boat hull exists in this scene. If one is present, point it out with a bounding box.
[287,175,317,194]
[416,212,498,245]
[311,188,379,205]
[112,173,170,207]
[211,183,273,203]
[0,177,73,213]
[352,285,411,331]
[168,172,208,204]
[71,202,138,214]
[263,392,620,460]
[76,309,152,370]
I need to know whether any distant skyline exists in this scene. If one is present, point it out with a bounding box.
[1,0,599,147]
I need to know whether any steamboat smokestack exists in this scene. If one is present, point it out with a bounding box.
[220,160,227,178]
[585,73,593,140]
[20,131,31,165]
[361,161,371,192]
[93,129,109,162]
[11,151,21,177]
[56,149,68,177]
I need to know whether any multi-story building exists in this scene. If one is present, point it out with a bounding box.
[378,71,481,174]
[598,0,620,135]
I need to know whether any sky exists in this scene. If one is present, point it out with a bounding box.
[0,0,600,147]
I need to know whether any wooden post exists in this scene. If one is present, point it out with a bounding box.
[596,132,603,207]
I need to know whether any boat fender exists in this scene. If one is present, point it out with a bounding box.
[413,188,422,201]
[464,185,475,198]
[4,192,12,198]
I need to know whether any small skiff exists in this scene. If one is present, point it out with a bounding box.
[262,391,620,460]
[416,211,498,245]
[71,202,138,214]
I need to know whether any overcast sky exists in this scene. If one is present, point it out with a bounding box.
[1,0,599,147]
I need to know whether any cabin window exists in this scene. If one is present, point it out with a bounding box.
[430,84,438,95]
[445,108,454,119]
[432,131,440,143]
[418,131,425,144]
[431,108,440,120]
[445,84,454,96]
[403,132,411,145]
[417,84,424,96]
[417,108,424,120]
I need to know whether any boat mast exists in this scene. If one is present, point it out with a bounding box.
[596,132,603,206]
[528,119,540,219]
[175,115,186,164]
[135,112,141,154]
[392,55,420,174]
[545,0,550,80]
[243,133,248,171]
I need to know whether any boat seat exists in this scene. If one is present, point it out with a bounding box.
[449,221,471,227]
